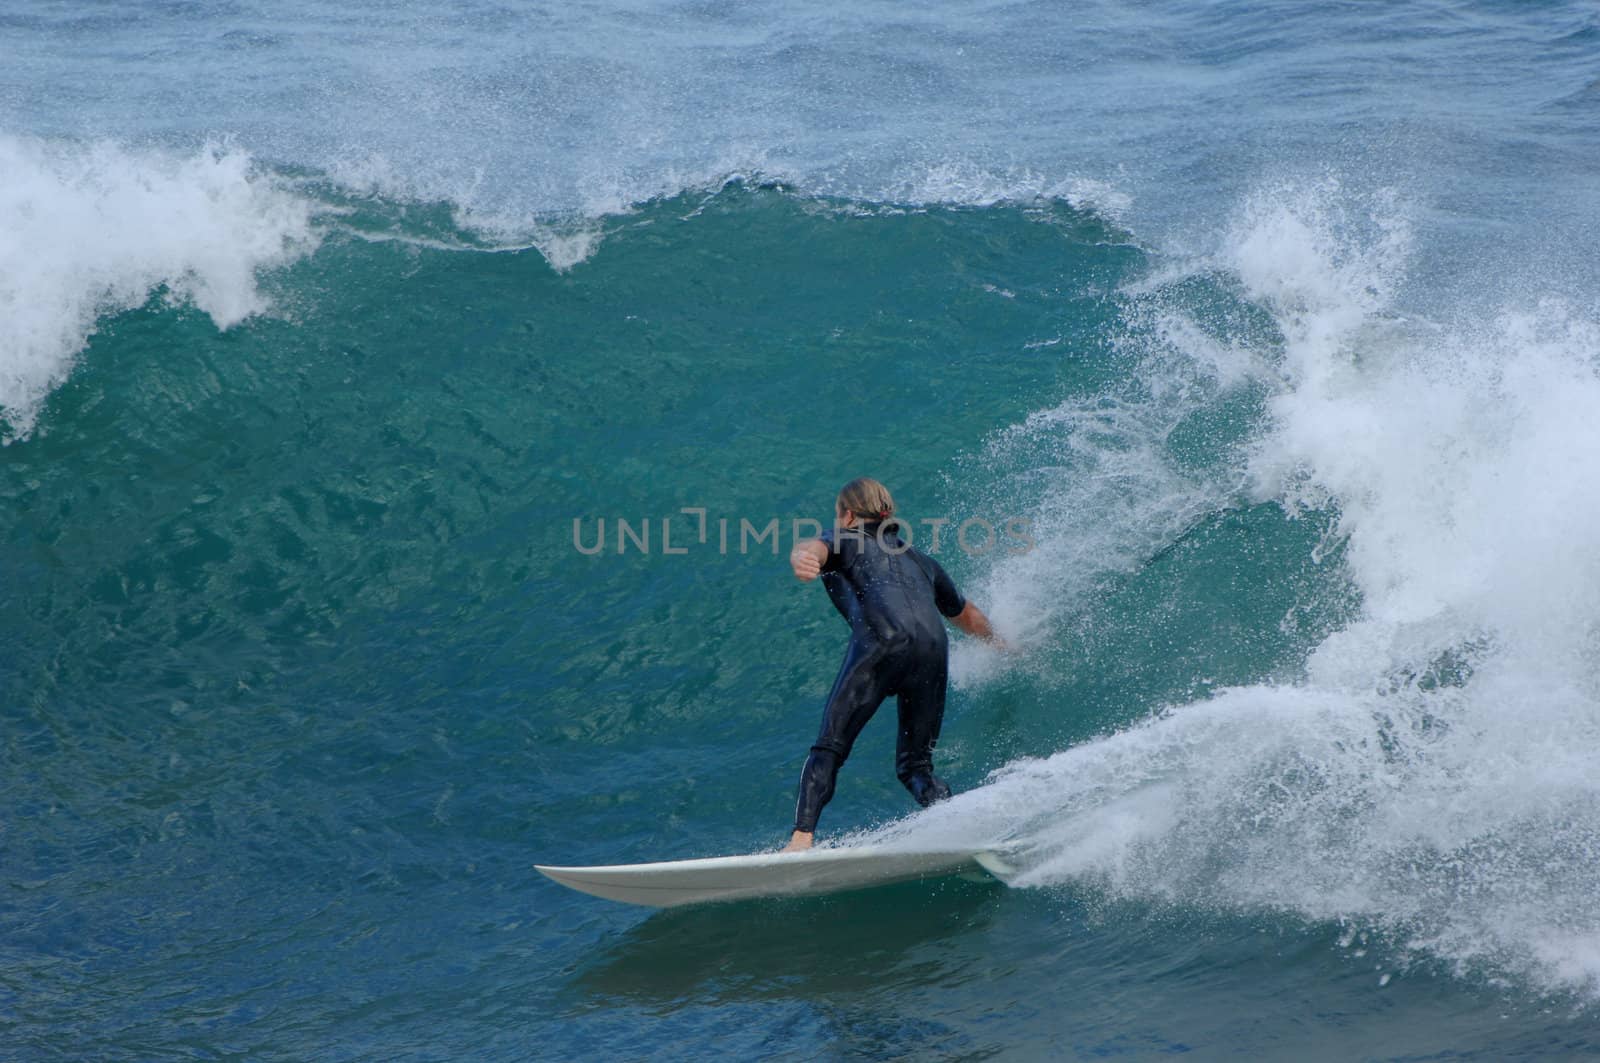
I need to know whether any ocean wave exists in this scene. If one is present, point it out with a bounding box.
[0,136,1134,440]
[881,177,1600,998]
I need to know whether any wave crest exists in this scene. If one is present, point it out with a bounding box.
[0,135,320,440]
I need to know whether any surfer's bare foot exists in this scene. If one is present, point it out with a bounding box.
[781,830,814,852]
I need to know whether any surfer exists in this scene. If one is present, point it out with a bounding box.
[782,477,1002,852]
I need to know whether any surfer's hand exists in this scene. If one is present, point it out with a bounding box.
[790,543,824,581]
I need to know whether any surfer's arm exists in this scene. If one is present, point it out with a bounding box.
[925,554,1005,648]
[951,600,1000,644]
[790,538,829,581]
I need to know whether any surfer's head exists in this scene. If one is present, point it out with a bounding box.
[837,477,894,525]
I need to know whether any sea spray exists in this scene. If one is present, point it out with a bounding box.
[0,136,320,440]
[879,180,1600,996]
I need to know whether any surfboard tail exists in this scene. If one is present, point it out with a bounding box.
[971,850,1021,883]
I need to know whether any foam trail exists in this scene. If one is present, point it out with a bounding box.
[882,180,1600,995]
[0,136,321,440]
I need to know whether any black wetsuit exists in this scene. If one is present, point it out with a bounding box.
[793,520,968,833]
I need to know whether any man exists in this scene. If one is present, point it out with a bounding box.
[783,477,1002,851]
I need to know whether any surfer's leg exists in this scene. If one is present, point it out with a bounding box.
[895,653,952,808]
[794,640,893,833]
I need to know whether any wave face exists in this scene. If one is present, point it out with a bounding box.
[5,1,1600,1059]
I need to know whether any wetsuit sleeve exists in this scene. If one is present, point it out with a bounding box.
[817,527,844,573]
[926,554,966,618]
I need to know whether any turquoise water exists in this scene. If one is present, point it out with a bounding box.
[6,2,1600,1058]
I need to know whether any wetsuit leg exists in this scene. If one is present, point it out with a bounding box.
[894,649,952,808]
[794,638,899,833]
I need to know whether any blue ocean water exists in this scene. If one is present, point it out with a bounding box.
[5,1,1600,1057]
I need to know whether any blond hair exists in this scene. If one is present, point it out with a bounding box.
[837,477,895,521]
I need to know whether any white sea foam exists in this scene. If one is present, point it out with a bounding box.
[887,179,1600,996]
[0,135,321,440]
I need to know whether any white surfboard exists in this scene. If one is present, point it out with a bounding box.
[536,845,1017,908]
